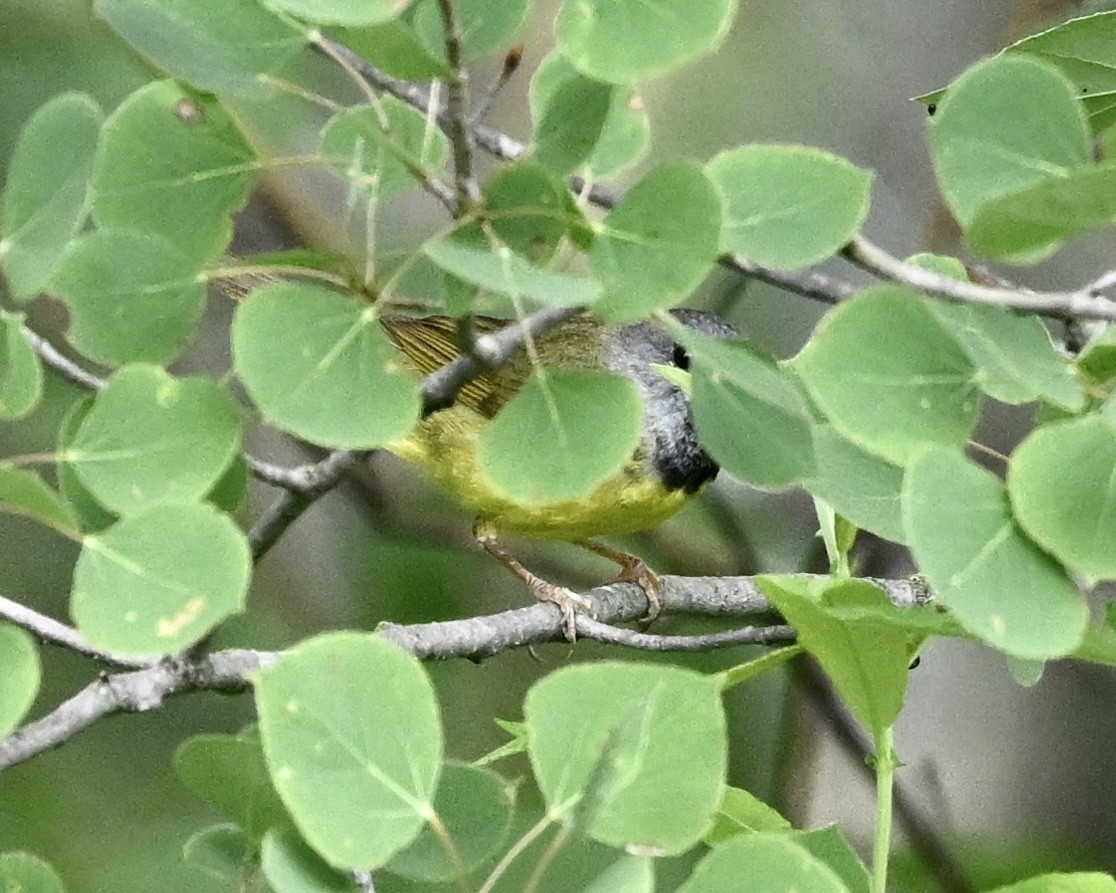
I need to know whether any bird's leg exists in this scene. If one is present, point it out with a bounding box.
[474,524,594,642]
[574,540,664,624]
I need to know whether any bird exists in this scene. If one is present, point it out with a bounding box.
[381,309,738,638]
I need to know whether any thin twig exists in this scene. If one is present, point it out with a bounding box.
[21,328,106,391]
[434,0,480,214]
[574,617,795,650]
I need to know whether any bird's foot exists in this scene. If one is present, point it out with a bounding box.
[576,540,664,625]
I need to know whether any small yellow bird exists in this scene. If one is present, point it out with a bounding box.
[382,310,737,636]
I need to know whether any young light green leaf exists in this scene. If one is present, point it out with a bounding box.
[68,365,243,516]
[592,162,721,321]
[232,283,421,448]
[679,330,815,488]
[0,464,78,536]
[1008,415,1116,583]
[94,0,307,94]
[320,98,449,199]
[0,853,64,893]
[0,311,43,420]
[386,762,514,882]
[805,425,905,544]
[928,55,1090,227]
[0,93,101,299]
[704,786,792,845]
[478,370,642,507]
[71,502,251,655]
[261,828,353,893]
[0,624,40,739]
[904,448,1087,659]
[985,873,1116,893]
[425,239,602,305]
[581,855,655,893]
[410,0,531,61]
[254,632,443,869]
[758,576,910,736]
[533,72,613,177]
[91,81,257,266]
[51,229,206,366]
[263,0,410,26]
[676,834,850,893]
[557,0,735,84]
[707,145,872,269]
[525,661,726,854]
[792,286,981,466]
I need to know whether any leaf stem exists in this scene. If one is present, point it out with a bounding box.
[872,725,896,893]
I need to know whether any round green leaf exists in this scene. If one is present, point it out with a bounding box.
[479,370,642,506]
[320,98,449,200]
[182,825,252,882]
[0,93,101,299]
[0,624,40,739]
[411,0,530,61]
[232,283,421,448]
[326,22,452,80]
[0,311,43,420]
[91,81,257,266]
[424,239,601,306]
[68,365,243,516]
[479,161,583,262]
[682,331,816,489]
[679,834,848,893]
[0,853,64,893]
[591,162,721,321]
[525,661,726,854]
[705,787,792,845]
[903,447,1087,659]
[71,502,251,655]
[51,229,206,366]
[792,286,981,466]
[929,54,1090,227]
[0,464,78,536]
[557,0,735,84]
[533,72,612,177]
[707,145,871,269]
[254,632,443,869]
[583,856,655,893]
[263,0,411,26]
[386,762,514,882]
[261,828,352,893]
[986,873,1116,893]
[1008,415,1116,582]
[94,0,307,94]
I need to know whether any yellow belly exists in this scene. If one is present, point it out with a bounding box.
[388,407,695,540]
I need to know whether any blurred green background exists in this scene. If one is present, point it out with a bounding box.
[3,0,1116,890]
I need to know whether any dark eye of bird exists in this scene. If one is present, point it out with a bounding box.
[671,344,690,370]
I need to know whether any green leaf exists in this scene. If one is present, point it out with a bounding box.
[410,0,531,61]
[94,0,307,94]
[581,855,655,893]
[720,646,803,691]
[261,828,352,893]
[591,162,721,321]
[967,165,1116,261]
[792,286,981,466]
[91,81,257,266]
[182,825,252,882]
[928,54,1090,228]
[0,311,43,420]
[676,834,850,893]
[71,502,251,656]
[525,661,726,854]
[0,624,40,739]
[903,447,1087,659]
[264,0,411,26]
[325,22,452,80]
[985,873,1116,893]
[68,365,243,516]
[681,330,816,488]
[174,731,289,841]
[232,283,421,448]
[320,98,449,199]
[1078,325,1116,383]
[758,576,910,735]
[386,762,514,882]
[478,370,642,506]
[255,632,443,869]
[793,827,870,893]
[0,853,65,893]
[0,464,79,536]
[0,93,101,299]
[704,786,792,845]
[557,0,736,84]
[707,145,872,269]
[533,70,613,177]
[51,229,206,366]
[805,425,905,544]
[478,161,584,262]
[56,396,118,534]
[1008,415,1116,582]
[424,239,601,306]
